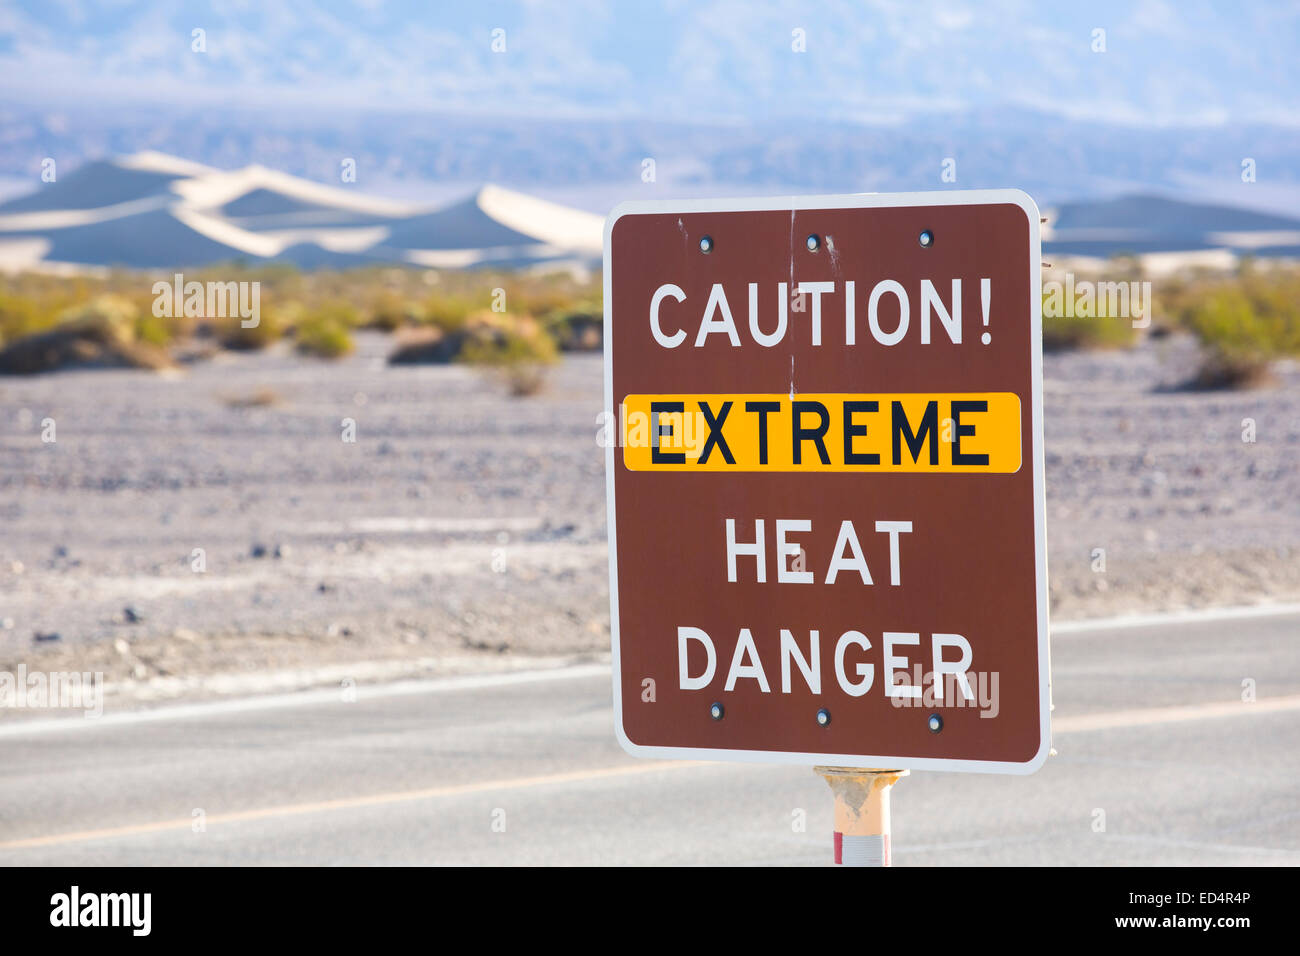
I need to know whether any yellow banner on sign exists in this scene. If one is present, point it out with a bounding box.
[621,393,1022,473]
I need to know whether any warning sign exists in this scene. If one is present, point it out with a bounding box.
[603,191,1051,773]
[619,393,1023,473]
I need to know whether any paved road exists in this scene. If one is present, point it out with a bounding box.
[1,607,1298,865]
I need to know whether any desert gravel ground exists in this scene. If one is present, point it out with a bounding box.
[1,330,1297,703]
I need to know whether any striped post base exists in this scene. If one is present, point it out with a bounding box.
[815,767,908,867]
[834,831,890,866]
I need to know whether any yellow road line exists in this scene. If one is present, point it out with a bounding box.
[1054,694,1300,733]
[0,760,702,851]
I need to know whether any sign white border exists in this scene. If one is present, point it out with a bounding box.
[603,189,1051,774]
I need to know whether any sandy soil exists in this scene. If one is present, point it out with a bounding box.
[1,330,1297,700]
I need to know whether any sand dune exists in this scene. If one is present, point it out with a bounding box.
[0,152,603,271]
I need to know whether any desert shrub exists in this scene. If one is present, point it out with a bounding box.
[459,312,558,395]
[1178,269,1300,387]
[59,294,141,340]
[309,300,360,328]
[505,283,577,320]
[295,304,355,358]
[0,294,175,374]
[215,302,286,350]
[364,291,417,331]
[134,311,174,347]
[542,301,602,351]
[0,274,96,344]
[0,293,47,345]
[1147,277,1193,337]
[1041,306,1138,351]
[0,264,603,370]
[422,295,476,333]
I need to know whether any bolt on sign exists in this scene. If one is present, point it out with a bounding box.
[603,191,1051,773]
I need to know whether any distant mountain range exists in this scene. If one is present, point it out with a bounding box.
[9,106,1300,211]
[3,2,1298,256]
[0,153,603,272]
[1044,196,1300,259]
[1,152,1297,272]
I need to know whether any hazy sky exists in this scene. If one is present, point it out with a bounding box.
[2,0,1297,127]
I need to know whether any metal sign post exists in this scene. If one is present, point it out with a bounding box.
[816,767,908,866]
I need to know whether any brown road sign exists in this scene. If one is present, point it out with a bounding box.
[603,190,1050,773]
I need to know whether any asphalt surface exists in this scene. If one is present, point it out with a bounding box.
[1,607,1297,866]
